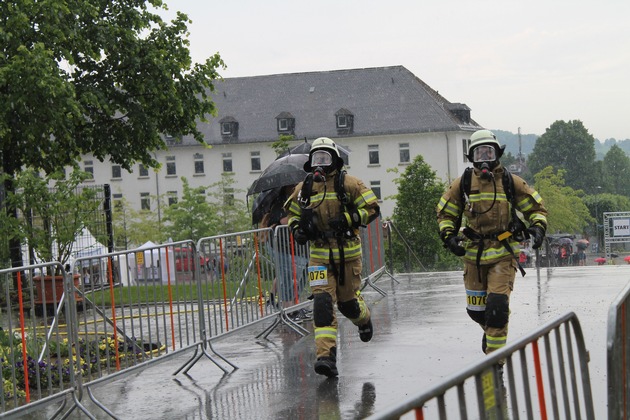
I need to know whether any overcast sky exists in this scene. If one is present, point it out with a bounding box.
[162,0,630,141]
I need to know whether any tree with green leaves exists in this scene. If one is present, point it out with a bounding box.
[533,166,591,235]
[162,177,219,243]
[271,134,297,156]
[601,144,630,197]
[527,120,597,193]
[1,169,99,276]
[121,208,163,248]
[206,173,250,235]
[390,155,458,271]
[1,0,224,267]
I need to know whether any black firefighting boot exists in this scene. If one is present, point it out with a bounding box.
[358,318,373,342]
[314,347,338,377]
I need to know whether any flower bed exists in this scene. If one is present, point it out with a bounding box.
[0,329,163,404]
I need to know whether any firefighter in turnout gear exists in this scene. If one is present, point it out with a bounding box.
[436,130,547,357]
[286,137,380,377]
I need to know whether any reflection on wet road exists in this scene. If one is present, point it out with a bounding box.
[41,266,628,419]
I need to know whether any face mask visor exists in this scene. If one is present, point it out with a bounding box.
[310,150,333,168]
[472,145,497,163]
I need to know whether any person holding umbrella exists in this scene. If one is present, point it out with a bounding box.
[286,137,380,377]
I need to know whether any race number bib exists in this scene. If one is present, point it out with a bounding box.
[466,289,487,311]
[308,266,328,287]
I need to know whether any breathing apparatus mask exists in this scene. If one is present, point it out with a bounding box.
[310,150,334,182]
[472,144,497,180]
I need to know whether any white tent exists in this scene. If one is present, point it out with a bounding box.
[127,241,176,285]
[71,227,109,286]
[21,227,109,278]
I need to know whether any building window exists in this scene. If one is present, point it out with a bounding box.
[219,117,239,141]
[111,165,122,179]
[139,164,149,177]
[275,112,295,134]
[223,188,234,206]
[194,153,205,175]
[164,134,182,145]
[222,153,233,172]
[251,151,261,171]
[368,145,380,165]
[113,193,123,210]
[399,143,410,164]
[370,181,382,201]
[140,192,150,210]
[167,191,178,206]
[462,138,470,163]
[166,156,176,176]
[84,160,94,179]
[335,108,354,135]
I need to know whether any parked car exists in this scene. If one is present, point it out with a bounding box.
[174,247,210,272]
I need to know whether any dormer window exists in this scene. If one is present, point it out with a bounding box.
[275,112,295,134]
[447,103,471,124]
[335,108,354,135]
[219,116,239,141]
[278,119,289,131]
[164,133,182,145]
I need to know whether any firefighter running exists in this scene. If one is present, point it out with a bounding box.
[436,130,548,358]
[286,137,380,377]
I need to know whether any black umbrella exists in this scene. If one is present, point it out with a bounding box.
[247,153,309,195]
[251,187,282,225]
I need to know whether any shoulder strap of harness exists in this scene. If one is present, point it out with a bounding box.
[454,167,474,234]
[335,170,350,206]
[501,168,515,205]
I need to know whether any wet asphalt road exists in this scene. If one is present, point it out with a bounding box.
[38,265,628,419]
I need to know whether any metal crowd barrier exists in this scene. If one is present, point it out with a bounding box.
[607,279,630,419]
[0,262,93,418]
[367,312,595,420]
[0,219,388,418]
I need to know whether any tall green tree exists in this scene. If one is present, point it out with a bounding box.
[1,0,224,266]
[528,120,597,193]
[601,144,630,197]
[123,208,163,247]
[271,134,296,156]
[533,167,591,235]
[162,177,219,243]
[207,173,250,234]
[390,155,457,271]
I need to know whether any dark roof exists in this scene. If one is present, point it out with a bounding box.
[177,65,482,146]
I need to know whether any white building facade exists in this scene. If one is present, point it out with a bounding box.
[82,66,482,220]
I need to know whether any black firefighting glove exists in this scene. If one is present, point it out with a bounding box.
[441,230,465,257]
[291,223,309,245]
[527,225,545,250]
